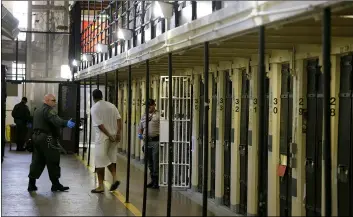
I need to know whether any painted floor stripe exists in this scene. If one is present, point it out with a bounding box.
[75,155,142,216]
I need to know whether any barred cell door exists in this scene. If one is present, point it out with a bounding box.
[279,63,293,217]
[239,69,250,214]
[58,83,80,154]
[159,76,192,188]
[258,77,270,216]
[305,58,323,216]
[198,80,205,192]
[337,54,353,216]
[210,75,217,198]
[223,70,233,207]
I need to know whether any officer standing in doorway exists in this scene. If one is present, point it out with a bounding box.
[27,94,76,192]
[11,97,31,151]
[137,99,160,189]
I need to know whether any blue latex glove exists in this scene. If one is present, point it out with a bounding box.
[138,133,143,140]
[67,119,76,128]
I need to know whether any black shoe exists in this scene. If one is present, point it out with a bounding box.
[146,181,154,188]
[109,181,120,191]
[51,184,69,192]
[28,185,38,192]
[91,188,104,193]
[28,178,37,192]
[151,184,160,190]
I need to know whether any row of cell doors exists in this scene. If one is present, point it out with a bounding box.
[195,54,353,216]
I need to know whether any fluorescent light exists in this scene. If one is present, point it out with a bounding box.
[96,43,108,53]
[72,59,78,66]
[60,65,71,79]
[153,1,173,19]
[117,28,133,40]
[82,54,93,62]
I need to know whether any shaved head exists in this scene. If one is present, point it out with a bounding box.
[44,94,57,107]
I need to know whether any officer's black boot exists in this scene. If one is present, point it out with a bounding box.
[27,178,38,192]
[51,179,69,192]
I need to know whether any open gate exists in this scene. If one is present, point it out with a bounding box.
[239,69,250,214]
[210,75,217,198]
[279,63,293,217]
[198,79,205,192]
[57,83,80,154]
[337,54,353,216]
[159,76,192,188]
[223,70,233,207]
[258,77,270,216]
[305,58,323,216]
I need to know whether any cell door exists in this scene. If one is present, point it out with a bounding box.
[279,63,293,217]
[223,71,233,207]
[258,77,270,216]
[337,54,353,216]
[198,79,205,193]
[239,69,250,214]
[210,75,217,198]
[159,76,192,188]
[58,82,80,154]
[305,59,323,216]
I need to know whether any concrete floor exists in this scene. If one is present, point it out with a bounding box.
[1,144,214,216]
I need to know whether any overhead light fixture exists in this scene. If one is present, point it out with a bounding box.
[60,65,71,79]
[117,28,133,40]
[82,54,93,62]
[96,43,108,53]
[72,59,79,67]
[153,1,174,19]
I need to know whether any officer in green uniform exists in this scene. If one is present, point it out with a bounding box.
[27,94,76,192]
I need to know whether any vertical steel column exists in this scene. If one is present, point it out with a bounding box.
[15,38,18,80]
[105,72,108,101]
[323,7,332,217]
[202,41,210,216]
[167,52,173,217]
[97,75,99,89]
[258,25,266,215]
[126,65,132,203]
[83,79,87,160]
[88,76,93,166]
[142,59,150,217]
[115,70,118,107]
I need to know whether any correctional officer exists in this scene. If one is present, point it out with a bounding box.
[138,99,160,189]
[11,97,31,151]
[27,94,76,192]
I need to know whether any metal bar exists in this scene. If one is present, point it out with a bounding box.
[105,72,108,101]
[167,52,173,217]
[126,65,132,203]
[97,75,99,89]
[15,38,18,80]
[142,59,149,217]
[202,41,209,216]
[115,70,118,107]
[323,7,332,217]
[258,25,266,215]
[6,79,70,84]
[87,76,93,166]
[83,79,87,160]
[19,30,71,35]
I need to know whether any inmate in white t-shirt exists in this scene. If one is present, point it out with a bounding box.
[90,100,121,145]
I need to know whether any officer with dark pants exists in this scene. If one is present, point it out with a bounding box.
[138,99,160,189]
[11,97,31,151]
[27,94,75,192]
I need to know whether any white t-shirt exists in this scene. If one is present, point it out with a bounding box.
[91,100,121,145]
